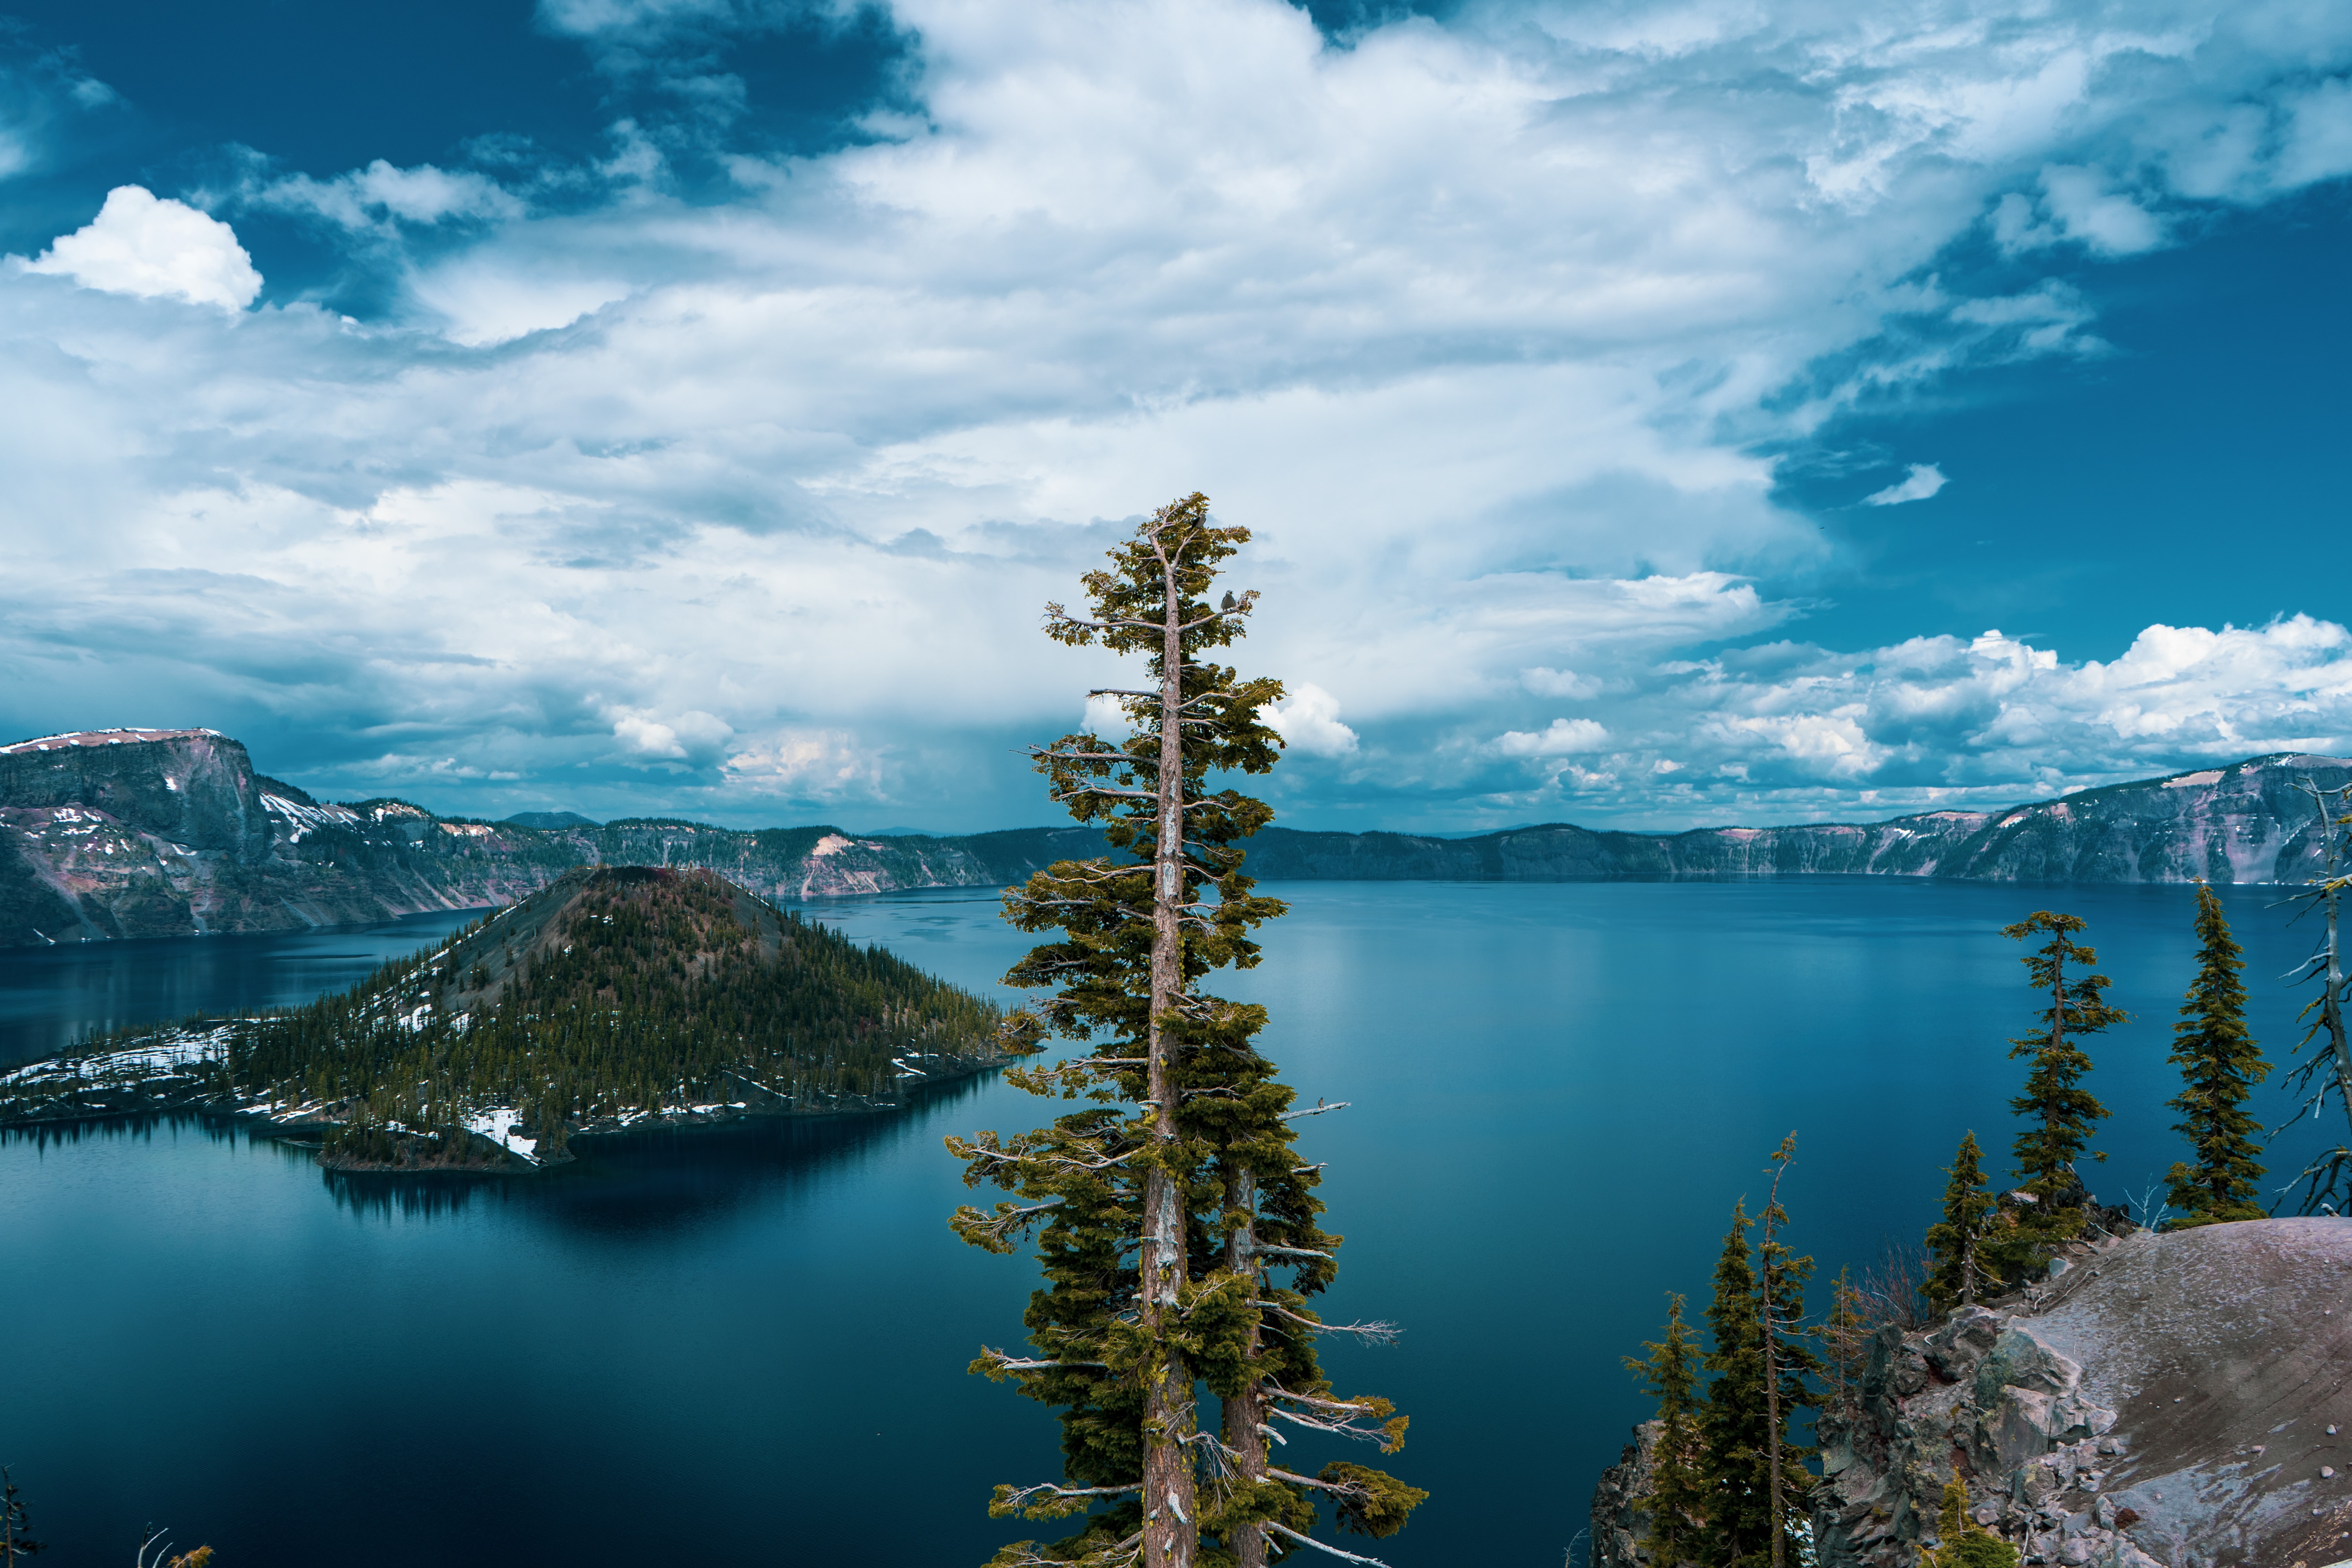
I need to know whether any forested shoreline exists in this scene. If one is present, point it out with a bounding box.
[0,866,1005,1170]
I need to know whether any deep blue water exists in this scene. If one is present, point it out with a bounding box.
[5,879,2340,1566]
[0,910,486,1069]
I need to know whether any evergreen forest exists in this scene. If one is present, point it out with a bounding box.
[0,866,1003,1163]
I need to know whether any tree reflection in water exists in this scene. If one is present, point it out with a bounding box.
[316,1069,1001,1231]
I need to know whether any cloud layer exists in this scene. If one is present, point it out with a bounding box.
[0,0,2348,827]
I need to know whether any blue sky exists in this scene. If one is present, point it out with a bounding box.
[1,0,2348,833]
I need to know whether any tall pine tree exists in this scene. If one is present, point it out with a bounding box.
[2163,885,2270,1227]
[1625,1294,1709,1566]
[1699,1202,1768,1566]
[1696,1180,1817,1568]
[2002,911,2126,1233]
[947,496,1421,1568]
[1923,1131,1994,1311]
[1753,1137,1818,1568]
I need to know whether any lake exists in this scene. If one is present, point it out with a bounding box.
[5,878,2341,1566]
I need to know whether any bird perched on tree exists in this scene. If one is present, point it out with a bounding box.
[1221,591,1237,612]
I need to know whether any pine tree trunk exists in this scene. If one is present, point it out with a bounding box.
[1142,549,1197,1568]
[2325,884,2352,1148]
[2046,940,2067,1189]
[1762,1232,1783,1568]
[1223,1165,1268,1568]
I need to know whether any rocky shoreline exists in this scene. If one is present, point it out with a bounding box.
[1592,1218,2352,1567]
[0,1031,1001,1175]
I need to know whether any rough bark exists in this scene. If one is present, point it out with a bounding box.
[1141,541,1197,1568]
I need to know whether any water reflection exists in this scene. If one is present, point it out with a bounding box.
[4,1111,321,1166]
[317,1069,1003,1230]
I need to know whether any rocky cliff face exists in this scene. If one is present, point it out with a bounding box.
[7,731,2349,948]
[0,730,582,946]
[0,729,1108,947]
[1250,754,2352,885]
[1592,1219,2352,1568]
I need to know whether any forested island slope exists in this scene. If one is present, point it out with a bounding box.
[0,865,1004,1169]
[4,729,2347,947]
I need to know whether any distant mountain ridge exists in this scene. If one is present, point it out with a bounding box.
[2,728,2346,947]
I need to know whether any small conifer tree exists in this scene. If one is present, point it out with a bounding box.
[0,1466,43,1563]
[2163,885,2270,1227]
[1625,1294,1709,1566]
[2002,911,2126,1234]
[1924,1131,1995,1311]
[1812,1268,1869,1417]
[1920,1463,2019,1568]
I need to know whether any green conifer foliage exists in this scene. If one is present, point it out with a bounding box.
[1924,1131,1995,1311]
[2002,911,2127,1231]
[1697,1174,1817,1568]
[1921,1463,2019,1568]
[1625,1294,1709,1565]
[946,497,1420,1568]
[1699,1203,1769,1566]
[2162,885,2270,1227]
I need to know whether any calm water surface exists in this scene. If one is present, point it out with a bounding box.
[0,910,486,1068]
[6,879,2339,1565]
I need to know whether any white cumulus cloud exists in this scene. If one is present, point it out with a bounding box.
[22,186,261,310]
[609,706,733,763]
[1862,465,1949,507]
[1260,683,1359,758]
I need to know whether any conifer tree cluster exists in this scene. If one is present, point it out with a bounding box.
[1628,1140,1815,1568]
[947,497,1422,1568]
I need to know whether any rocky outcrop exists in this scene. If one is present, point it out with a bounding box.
[1817,1220,2352,1568]
[1595,1220,2352,1568]
[1592,1421,1664,1567]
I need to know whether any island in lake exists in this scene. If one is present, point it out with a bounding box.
[0,865,1005,1171]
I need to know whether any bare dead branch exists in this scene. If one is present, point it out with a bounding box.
[1266,1305,1400,1342]
[1265,1521,1394,1566]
